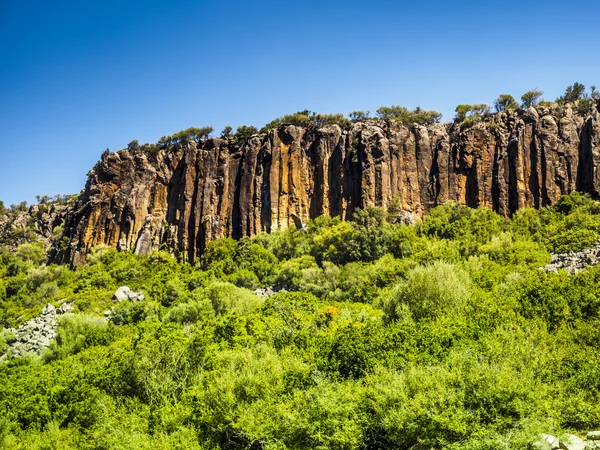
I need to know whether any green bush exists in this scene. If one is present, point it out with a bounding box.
[383,261,472,322]
[2,194,600,446]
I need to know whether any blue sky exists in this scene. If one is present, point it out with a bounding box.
[1,0,600,205]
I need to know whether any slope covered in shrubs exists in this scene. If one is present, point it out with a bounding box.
[2,193,600,449]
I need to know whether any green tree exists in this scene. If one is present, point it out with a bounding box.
[471,103,490,115]
[375,105,441,125]
[220,125,233,138]
[383,261,472,322]
[494,94,518,112]
[348,110,371,121]
[454,104,472,122]
[127,140,139,152]
[521,89,543,108]
[558,82,587,103]
[234,125,259,142]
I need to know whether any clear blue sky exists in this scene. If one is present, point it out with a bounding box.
[2,0,600,206]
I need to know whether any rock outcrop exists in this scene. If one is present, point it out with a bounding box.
[0,202,70,250]
[0,302,73,361]
[543,241,600,273]
[529,432,600,450]
[50,101,600,264]
[112,286,145,302]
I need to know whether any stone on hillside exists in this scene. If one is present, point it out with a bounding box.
[559,434,585,450]
[588,432,600,441]
[42,304,56,315]
[128,291,145,302]
[255,287,275,298]
[58,302,73,314]
[113,286,144,302]
[530,434,560,450]
[113,286,132,301]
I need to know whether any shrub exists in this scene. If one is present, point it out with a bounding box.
[383,261,472,322]
[44,315,113,361]
[375,105,442,125]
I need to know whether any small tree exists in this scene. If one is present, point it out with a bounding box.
[220,126,233,138]
[494,94,518,112]
[591,85,600,100]
[471,103,490,116]
[127,140,140,152]
[184,126,214,143]
[521,89,543,108]
[375,105,441,125]
[235,125,258,142]
[454,104,472,122]
[348,111,371,122]
[558,82,587,103]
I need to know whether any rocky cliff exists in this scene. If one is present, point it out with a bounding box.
[57,101,600,264]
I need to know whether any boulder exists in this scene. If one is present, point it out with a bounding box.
[530,434,560,450]
[58,302,73,314]
[559,434,585,450]
[113,286,132,302]
[588,432,600,441]
[113,286,144,302]
[42,304,56,315]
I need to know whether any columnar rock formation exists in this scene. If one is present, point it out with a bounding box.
[57,102,600,264]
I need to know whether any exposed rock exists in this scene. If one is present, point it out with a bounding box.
[559,434,586,450]
[542,241,600,273]
[588,432,600,440]
[1,302,73,360]
[254,287,285,298]
[530,434,560,450]
[0,202,71,252]
[42,303,56,315]
[112,286,145,302]
[392,210,416,225]
[22,100,597,264]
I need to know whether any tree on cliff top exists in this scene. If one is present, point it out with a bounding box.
[521,89,543,108]
[261,111,350,132]
[494,94,518,112]
[557,82,587,103]
[158,126,214,148]
[375,105,441,125]
[454,104,472,122]
[234,125,258,142]
[348,110,371,122]
[220,126,233,138]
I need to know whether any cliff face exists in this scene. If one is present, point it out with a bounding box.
[60,102,600,264]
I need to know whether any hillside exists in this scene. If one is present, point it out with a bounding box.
[2,194,600,448]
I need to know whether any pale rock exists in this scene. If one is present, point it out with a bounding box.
[559,434,585,450]
[588,431,600,441]
[530,434,560,450]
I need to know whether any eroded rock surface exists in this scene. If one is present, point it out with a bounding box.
[48,101,600,264]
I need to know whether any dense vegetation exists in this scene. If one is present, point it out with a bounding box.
[2,193,600,449]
